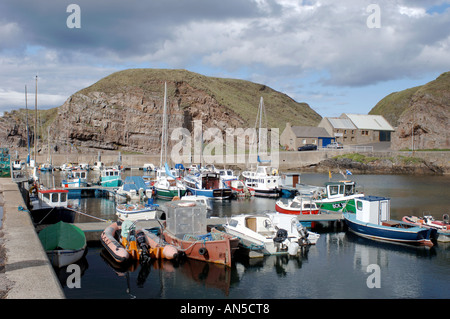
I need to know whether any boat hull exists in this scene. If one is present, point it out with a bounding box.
[46,245,87,267]
[344,213,435,247]
[185,186,232,200]
[315,197,359,213]
[155,187,187,200]
[162,228,239,267]
[249,188,280,198]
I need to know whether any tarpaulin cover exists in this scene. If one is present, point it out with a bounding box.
[38,221,86,250]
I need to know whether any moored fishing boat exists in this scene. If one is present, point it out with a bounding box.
[154,164,187,200]
[61,169,88,188]
[314,180,364,213]
[162,201,239,267]
[275,196,319,215]
[38,221,87,267]
[241,165,281,198]
[183,171,232,200]
[344,196,436,247]
[100,220,180,264]
[100,168,122,187]
[223,212,320,256]
[28,186,76,224]
[402,214,450,242]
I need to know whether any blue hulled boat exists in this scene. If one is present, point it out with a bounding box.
[344,196,435,247]
[183,171,232,200]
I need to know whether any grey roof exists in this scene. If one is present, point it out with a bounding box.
[342,114,395,131]
[327,118,357,130]
[291,126,332,138]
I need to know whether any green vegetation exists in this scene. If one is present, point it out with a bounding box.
[333,153,384,163]
[334,153,430,166]
[78,68,322,132]
[369,71,450,127]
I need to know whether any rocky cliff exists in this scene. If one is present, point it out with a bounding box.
[2,69,322,154]
[370,71,450,150]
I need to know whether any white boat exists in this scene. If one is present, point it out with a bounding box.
[223,212,320,256]
[180,195,213,210]
[241,165,281,198]
[115,202,160,221]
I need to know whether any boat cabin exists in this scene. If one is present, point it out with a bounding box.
[38,189,69,208]
[71,170,87,180]
[102,169,121,178]
[324,181,357,199]
[355,196,390,225]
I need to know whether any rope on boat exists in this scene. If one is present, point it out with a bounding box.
[66,207,109,222]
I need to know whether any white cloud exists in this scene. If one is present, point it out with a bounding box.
[398,6,427,18]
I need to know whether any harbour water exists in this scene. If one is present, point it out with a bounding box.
[39,171,450,299]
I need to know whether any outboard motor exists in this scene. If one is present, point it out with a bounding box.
[297,223,310,245]
[136,231,151,264]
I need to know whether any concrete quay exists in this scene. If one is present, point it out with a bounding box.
[0,178,65,299]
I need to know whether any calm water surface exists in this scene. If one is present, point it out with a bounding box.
[41,171,450,299]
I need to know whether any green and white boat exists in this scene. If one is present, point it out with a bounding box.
[154,163,186,200]
[314,180,364,213]
[100,168,122,187]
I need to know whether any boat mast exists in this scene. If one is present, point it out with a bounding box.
[160,82,168,168]
[34,75,38,167]
[25,85,30,165]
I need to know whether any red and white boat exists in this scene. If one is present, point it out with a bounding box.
[223,179,251,197]
[275,196,319,215]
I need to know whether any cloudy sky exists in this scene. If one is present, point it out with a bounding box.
[1,0,449,118]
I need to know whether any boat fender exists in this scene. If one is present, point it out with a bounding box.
[273,229,288,243]
[198,247,208,256]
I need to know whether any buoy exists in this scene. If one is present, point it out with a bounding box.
[288,242,299,256]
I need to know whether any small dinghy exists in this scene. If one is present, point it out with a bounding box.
[38,221,87,267]
[100,220,180,264]
[402,214,450,242]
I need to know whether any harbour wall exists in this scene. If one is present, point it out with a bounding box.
[29,149,450,172]
[0,179,65,299]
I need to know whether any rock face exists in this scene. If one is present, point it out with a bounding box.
[52,82,246,153]
[45,69,321,154]
[370,71,450,151]
[391,89,450,150]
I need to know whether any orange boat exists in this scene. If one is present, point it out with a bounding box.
[101,220,180,264]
